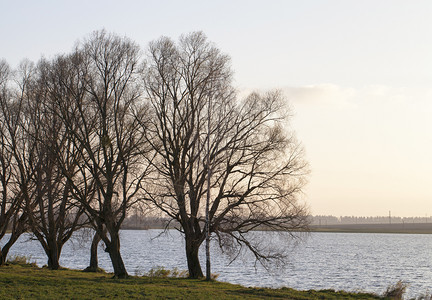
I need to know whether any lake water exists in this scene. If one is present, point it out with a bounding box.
[2,230,431,298]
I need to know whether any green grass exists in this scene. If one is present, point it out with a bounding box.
[0,263,387,299]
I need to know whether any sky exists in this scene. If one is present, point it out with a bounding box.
[1,0,431,217]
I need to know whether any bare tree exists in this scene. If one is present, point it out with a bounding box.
[51,30,151,278]
[142,32,309,278]
[15,59,89,270]
[0,60,29,265]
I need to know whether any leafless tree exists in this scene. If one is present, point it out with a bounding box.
[0,60,30,265]
[141,32,310,278]
[16,59,89,270]
[51,30,151,278]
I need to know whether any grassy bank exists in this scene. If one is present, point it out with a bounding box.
[0,263,388,299]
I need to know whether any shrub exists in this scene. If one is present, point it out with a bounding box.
[169,267,189,278]
[147,266,171,278]
[383,280,408,299]
[144,266,188,278]
[143,266,218,279]
[6,255,37,267]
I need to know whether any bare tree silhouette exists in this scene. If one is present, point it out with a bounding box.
[141,32,309,278]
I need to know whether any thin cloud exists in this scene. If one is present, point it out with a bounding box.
[283,84,357,110]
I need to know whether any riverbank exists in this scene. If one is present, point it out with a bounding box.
[0,263,386,299]
[310,222,432,234]
[121,220,432,234]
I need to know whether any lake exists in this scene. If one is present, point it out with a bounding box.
[2,230,431,298]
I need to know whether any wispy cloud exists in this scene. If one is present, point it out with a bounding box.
[283,84,357,110]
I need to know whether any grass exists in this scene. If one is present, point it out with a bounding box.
[0,263,389,299]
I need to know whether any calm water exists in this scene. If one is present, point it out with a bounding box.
[2,230,432,298]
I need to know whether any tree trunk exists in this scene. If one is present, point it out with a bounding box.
[105,232,128,278]
[1,242,13,265]
[0,230,23,265]
[0,248,5,265]
[84,231,101,272]
[46,240,60,270]
[47,251,60,270]
[185,236,203,278]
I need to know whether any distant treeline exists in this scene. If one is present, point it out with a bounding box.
[310,215,432,226]
[120,214,432,229]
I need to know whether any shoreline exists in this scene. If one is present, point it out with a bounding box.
[310,222,432,234]
[121,222,432,234]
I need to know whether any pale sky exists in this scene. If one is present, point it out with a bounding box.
[1,0,431,217]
